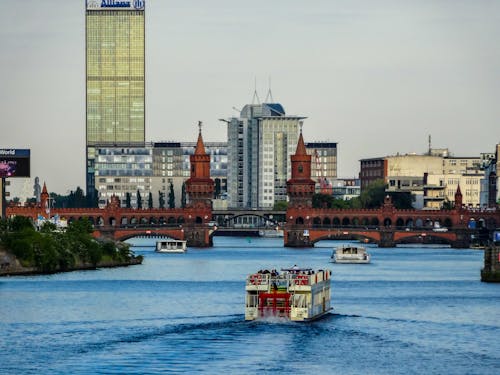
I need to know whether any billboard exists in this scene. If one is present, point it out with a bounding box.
[0,149,30,178]
[86,0,145,10]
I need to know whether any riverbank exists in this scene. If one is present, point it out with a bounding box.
[0,248,143,277]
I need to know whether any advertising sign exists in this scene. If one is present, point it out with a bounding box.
[0,149,30,178]
[86,0,145,10]
[494,231,500,243]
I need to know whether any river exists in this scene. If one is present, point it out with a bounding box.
[1,237,499,374]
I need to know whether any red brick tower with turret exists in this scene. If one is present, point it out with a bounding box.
[455,184,463,209]
[286,128,316,208]
[185,122,214,209]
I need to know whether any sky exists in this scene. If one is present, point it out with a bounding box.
[1,0,499,199]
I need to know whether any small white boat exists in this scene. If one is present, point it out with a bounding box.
[155,239,187,253]
[245,267,332,321]
[258,229,284,238]
[331,245,370,264]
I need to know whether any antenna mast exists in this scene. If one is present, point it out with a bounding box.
[252,77,260,105]
[265,76,274,102]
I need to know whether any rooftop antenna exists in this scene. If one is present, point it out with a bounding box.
[265,76,274,103]
[252,77,260,105]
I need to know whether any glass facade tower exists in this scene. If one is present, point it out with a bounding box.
[85,1,145,200]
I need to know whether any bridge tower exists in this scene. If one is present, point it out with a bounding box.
[184,122,214,246]
[185,122,214,209]
[285,128,315,247]
[286,128,315,208]
[40,182,49,212]
[454,184,463,209]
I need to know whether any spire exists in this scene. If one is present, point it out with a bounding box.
[41,182,48,195]
[295,122,307,156]
[454,184,463,209]
[252,77,260,105]
[265,76,274,102]
[195,121,206,155]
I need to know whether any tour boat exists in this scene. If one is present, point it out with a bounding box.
[245,267,332,321]
[331,245,370,264]
[155,239,187,253]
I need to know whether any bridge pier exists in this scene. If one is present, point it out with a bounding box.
[481,245,500,282]
[379,229,395,248]
[284,229,313,248]
[184,226,212,247]
[450,229,471,248]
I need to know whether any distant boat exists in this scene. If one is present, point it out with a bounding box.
[245,267,332,321]
[155,239,187,253]
[258,229,284,238]
[331,245,371,264]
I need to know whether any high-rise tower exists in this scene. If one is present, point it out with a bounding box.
[85,0,145,201]
[225,102,305,209]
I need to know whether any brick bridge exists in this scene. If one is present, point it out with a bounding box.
[6,129,500,248]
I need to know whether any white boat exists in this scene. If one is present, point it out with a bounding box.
[331,245,370,264]
[245,267,332,321]
[258,229,284,238]
[155,239,187,253]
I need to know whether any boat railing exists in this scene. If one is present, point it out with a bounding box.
[247,270,331,287]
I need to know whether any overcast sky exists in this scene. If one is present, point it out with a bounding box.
[1,0,499,198]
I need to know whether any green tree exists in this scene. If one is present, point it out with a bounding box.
[181,182,186,208]
[158,191,165,209]
[273,201,288,210]
[359,179,387,208]
[148,192,153,209]
[125,192,131,208]
[168,182,175,208]
[136,190,142,209]
[214,178,221,198]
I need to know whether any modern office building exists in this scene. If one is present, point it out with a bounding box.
[85,0,146,201]
[224,103,305,209]
[94,141,227,208]
[305,142,338,194]
[94,146,152,208]
[359,149,488,209]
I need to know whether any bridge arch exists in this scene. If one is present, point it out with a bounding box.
[384,217,392,227]
[313,217,321,226]
[333,217,340,226]
[323,217,331,226]
[296,217,304,225]
[395,218,404,228]
[168,216,176,224]
[371,217,379,226]
[342,217,350,226]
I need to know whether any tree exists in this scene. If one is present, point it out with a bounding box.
[125,192,131,208]
[148,192,153,209]
[158,191,165,209]
[273,200,288,210]
[214,178,221,198]
[168,182,175,208]
[136,190,142,209]
[359,179,387,208]
[181,182,186,208]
